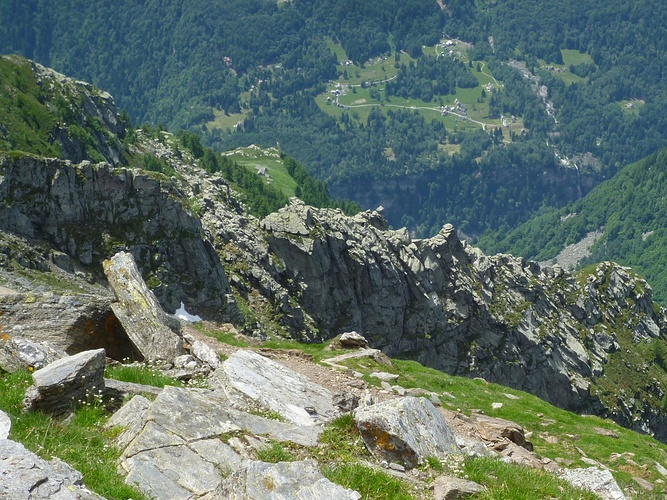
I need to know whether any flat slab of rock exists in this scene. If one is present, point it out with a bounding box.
[354,396,459,469]
[103,251,184,362]
[212,349,339,426]
[215,459,361,499]
[111,385,324,498]
[23,348,106,416]
[558,467,627,500]
[0,438,104,499]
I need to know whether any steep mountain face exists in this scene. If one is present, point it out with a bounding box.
[234,201,667,441]
[0,154,240,321]
[2,57,667,446]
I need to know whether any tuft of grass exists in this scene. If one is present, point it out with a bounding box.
[104,363,183,388]
[424,456,445,472]
[0,370,147,499]
[259,338,345,363]
[464,456,599,500]
[322,463,416,500]
[255,442,296,463]
[317,414,368,463]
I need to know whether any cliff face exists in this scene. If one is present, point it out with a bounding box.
[0,154,239,321]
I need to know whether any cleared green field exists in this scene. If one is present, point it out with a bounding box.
[618,98,645,115]
[223,145,297,197]
[205,108,248,132]
[539,49,596,85]
[561,49,595,66]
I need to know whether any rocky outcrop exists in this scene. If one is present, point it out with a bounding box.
[226,199,667,442]
[23,348,106,416]
[111,382,334,496]
[0,291,133,361]
[103,251,184,363]
[0,154,240,320]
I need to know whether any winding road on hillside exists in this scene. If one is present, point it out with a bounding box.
[333,51,504,133]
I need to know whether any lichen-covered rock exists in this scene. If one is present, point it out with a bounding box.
[354,396,459,468]
[23,348,106,416]
[103,251,184,363]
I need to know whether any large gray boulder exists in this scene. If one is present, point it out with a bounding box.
[211,349,339,426]
[0,438,104,499]
[23,348,106,416]
[103,251,184,363]
[214,459,361,500]
[354,396,459,469]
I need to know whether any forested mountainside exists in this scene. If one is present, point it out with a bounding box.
[478,148,667,306]
[3,0,667,237]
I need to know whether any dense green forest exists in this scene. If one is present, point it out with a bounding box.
[3,0,667,237]
[478,148,667,304]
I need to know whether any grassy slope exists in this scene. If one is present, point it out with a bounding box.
[197,325,667,498]
[2,326,666,498]
[222,145,298,199]
[0,56,60,157]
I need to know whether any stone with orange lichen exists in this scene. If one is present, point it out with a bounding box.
[354,396,459,469]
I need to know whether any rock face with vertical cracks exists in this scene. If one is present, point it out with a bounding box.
[0,154,240,321]
[252,199,667,442]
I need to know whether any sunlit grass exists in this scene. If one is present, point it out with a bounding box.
[0,370,147,500]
